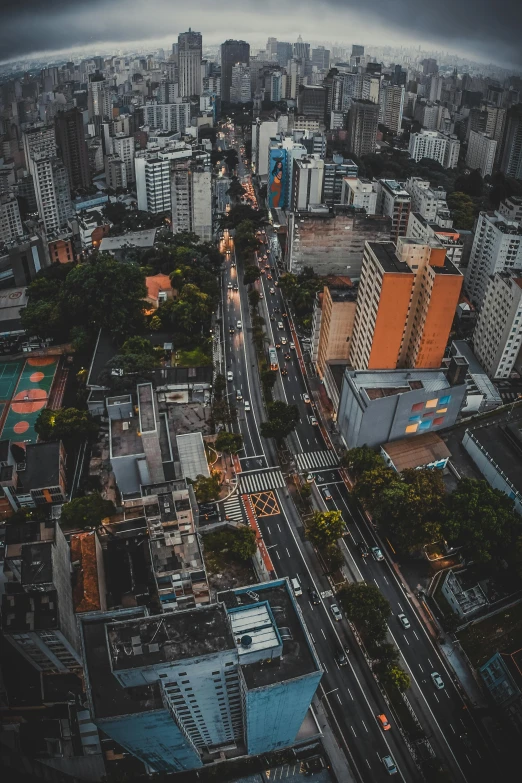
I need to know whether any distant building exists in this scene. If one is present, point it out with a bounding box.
[322,157,358,207]
[80,579,322,772]
[145,273,174,309]
[297,85,326,120]
[178,29,202,97]
[464,211,522,308]
[466,131,497,178]
[0,194,24,244]
[500,104,522,181]
[499,195,522,225]
[111,134,136,184]
[441,570,488,619]
[290,155,324,211]
[230,63,251,104]
[341,177,378,213]
[54,107,91,190]
[33,155,73,235]
[404,178,452,228]
[473,272,522,379]
[337,364,467,448]
[135,155,171,214]
[407,212,465,269]
[221,40,250,103]
[141,103,191,134]
[105,154,127,189]
[22,124,56,177]
[311,46,330,71]
[1,440,68,510]
[408,129,460,169]
[346,99,379,157]
[251,119,279,177]
[379,84,405,135]
[99,228,158,259]
[376,179,411,241]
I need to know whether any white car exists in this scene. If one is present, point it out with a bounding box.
[277,321,284,329]
[372,546,384,561]
[236,320,242,329]
[398,614,411,629]
[306,473,314,483]
[310,416,318,426]
[290,342,295,350]
[281,337,287,345]
[303,393,310,404]
[244,400,250,411]
[259,292,264,298]
[431,672,444,690]
[270,287,275,294]
[228,282,232,289]
[330,604,342,622]
[227,371,233,382]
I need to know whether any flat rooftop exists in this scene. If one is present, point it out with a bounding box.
[464,414,522,497]
[368,242,411,274]
[348,369,455,398]
[382,432,451,471]
[21,541,53,586]
[138,383,156,433]
[110,416,144,458]
[219,581,319,690]
[107,603,234,671]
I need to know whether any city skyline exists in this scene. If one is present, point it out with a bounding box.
[0,0,521,71]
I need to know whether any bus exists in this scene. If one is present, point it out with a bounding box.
[269,346,279,371]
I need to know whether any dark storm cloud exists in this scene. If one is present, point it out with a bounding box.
[0,0,520,67]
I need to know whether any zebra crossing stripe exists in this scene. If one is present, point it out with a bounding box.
[239,469,286,495]
[296,450,339,471]
[223,495,244,522]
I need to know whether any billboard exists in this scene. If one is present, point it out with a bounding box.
[268,148,287,209]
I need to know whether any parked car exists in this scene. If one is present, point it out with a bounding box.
[431,672,444,690]
[277,321,284,329]
[398,614,411,629]
[228,282,232,289]
[236,320,242,329]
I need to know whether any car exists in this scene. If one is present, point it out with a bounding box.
[233,284,238,291]
[227,371,233,382]
[244,400,250,411]
[310,416,318,426]
[431,672,444,690]
[357,541,369,557]
[277,321,284,329]
[282,311,287,317]
[291,577,302,597]
[377,714,391,731]
[372,546,384,561]
[382,755,398,775]
[267,274,272,280]
[281,337,287,345]
[284,353,291,360]
[281,368,288,376]
[303,393,310,403]
[260,268,265,274]
[259,292,264,298]
[231,261,236,267]
[398,614,411,629]
[290,342,295,349]
[337,648,349,666]
[275,342,281,349]
[236,390,243,401]
[321,486,332,501]
[330,604,342,621]
[308,587,320,605]
[306,473,314,483]
[228,282,232,289]
[270,287,275,294]
[229,326,234,334]
[236,320,242,329]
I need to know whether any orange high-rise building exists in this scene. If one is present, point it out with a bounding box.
[349,239,463,370]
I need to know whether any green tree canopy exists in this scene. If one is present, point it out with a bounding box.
[35,408,98,442]
[193,472,222,503]
[60,493,115,530]
[248,289,260,308]
[446,192,476,230]
[341,446,385,478]
[260,401,300,445]
[338,582,391,644]
[306,510,345,550]
[215,431,243,455]
[243,265,261,285]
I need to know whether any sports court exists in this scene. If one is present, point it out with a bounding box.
[0,357,58,445]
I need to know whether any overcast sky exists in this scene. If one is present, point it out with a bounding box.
[0,0,520,69]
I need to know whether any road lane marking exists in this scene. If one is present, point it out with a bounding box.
[418,663,424,672]
[310,633,315,643]
[347,688,353,700]
[449,724,455,734]
[277,524,281,532]
[428,659,434,668]
[351,726,357,737]
[286,547,291,557]
[383,575,389,584]
[362,720,369,733]
[321,628,326,639]
[433,693,439,702]
[445,690,450,699]
[275,550,280,559]
[413,630,419,640]
[403,634,409,645]
[366,759,372,769]
[336,693,342,705]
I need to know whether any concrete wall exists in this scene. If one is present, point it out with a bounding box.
[462,431,522,514]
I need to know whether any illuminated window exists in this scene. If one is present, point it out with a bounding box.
[411,402,424,412]
[426,398,438,408]
[436,407,448,414]
[439,395,451,405]
[433,416,445,426]
[405,423,419,433]
[419,420,432,430]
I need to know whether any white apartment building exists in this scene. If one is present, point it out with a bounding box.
[407,211,464,268]
[0,194,24,243]
[341,177,378,213]
[251,119,279,177]
[404,177,452,226]
[171,161,212,241]
[230,64,251,104]
[499,196,522,225]
[22,124,56,176]
[135,154,171,214]
[105,155,127,190]
[376,179,411,241]
[379,84,405,135]
[465,211,522,308]
[408,130,460,169]
[290,156,324,211]
[466,131,497,178]
[142,103,191,134]
[33,155,73,235]
[473,272,522,378]
[178,30,202,97]
[111,134,136,183]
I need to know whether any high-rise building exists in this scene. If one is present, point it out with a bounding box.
[22,124,56,176]
[311,46,330,71]
[33,155,73,235]
[111,134,136,183]
[88,73,112,119]
[349,238,463,370]
[464,210,522,307]
[376,179,411,241]
[346,99,379,157]
[466,131,497,178]
[466,104,506,162]
[316,283,358,379]
[297,85,326,119]
[473,272,522,379]
[500,103,522,181]
[323,157,358,207]
[251,119,279,176]
[276,42,293,68]
[290,155,324,211]
[178,29,202,97]
[404,177,452,227]
[142,103,191,134]
[230,63,251,104]
[407,212,465,269]
[351,45,365,58]
[105,155,127,190]
[293,35,310,62]
[0,194,24,243]
[220,40,250,103]
[499,195,522,225]
[54,108,91,190]
[80,579,322,773]
[379,84,405,135]
[135,154,171,214]
[171,161,212,241]
[341,177,378,213]
[408,130,460,169]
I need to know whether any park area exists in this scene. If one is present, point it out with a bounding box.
[0,357,58,445]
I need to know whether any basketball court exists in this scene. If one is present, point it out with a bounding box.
[0,357,58,445]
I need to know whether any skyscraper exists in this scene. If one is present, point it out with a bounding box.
[80,579,322,773]
[349,238,462,370]
[33,155,73,235]
[500,103,522,181]
[178,29,202,97]
[380,84,405,135]
[230,63,251,104]
[346,99,379,157]
[54,107,91,190]
[171,160,212,241]
[473,272,522,379]
[22,124,56,176]
[466,131,497,178]
[220,40,250,103]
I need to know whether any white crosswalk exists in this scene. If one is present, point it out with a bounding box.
[296,450,339,471]
[223,494,245,522]
[239,468,286,495]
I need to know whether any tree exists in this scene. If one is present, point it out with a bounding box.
[442,477,522,564]
[300,482,312,499]
[215,431,243,456]
[306,510,344,550]
[383,665,411,692]
[234,220,258,254]
[60,493,115,529]
[121,336,157,357]
[341,446,385,478]
[193,472,222,503]
[227,177,246,200]
[454,169,483,198]
[243,265,261,285]
[261,369,277,394]
[338,582,391,643]
[248,289,260,308]
[447,192,476,230]
[260,401,300,445]
[35,407,98,442]
[230,526,257,560]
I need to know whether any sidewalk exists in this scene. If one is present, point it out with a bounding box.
[438,635,488,708]
[313,697,356,783]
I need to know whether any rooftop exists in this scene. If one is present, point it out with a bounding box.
[2,588,59,631]
[176,432,209,481]
[368,242,411,274]
[382,432,451,471]
[137,383,157,434]
[21,442,63,491]
[463,414,522,497]
[380,179,410,197]
[21,541,53,586]
[99,228,158,253]
[110,415,144,459]
[348,368,458,399]
[70,532,102,613]
[107,603,234,671]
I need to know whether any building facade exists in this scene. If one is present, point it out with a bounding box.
[230,63,251,104]
[54,108,91,190]
[346,99,379,157]
[376,179,411,241]
[33,155,73,235]
[290,156,324,211]
[500,104,522,181]
[473,272,522,379]
[142,103,191,134]
[466,131,497,178]
[221,40,250,103]
[111,134,136,184]
[408,130,460,169]
[316,284,357,378]
[171,161,212,241]
[178,30,202,97]
[341,178,378,213]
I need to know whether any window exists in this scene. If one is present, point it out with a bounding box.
[419,420,432,431]
[426,398,438,408]
[439,395,451,405]
[406,423,419,433]
[409,415,420,422]
[436,407,448,414]
[433,416,445,426]
[411,402,424,412]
